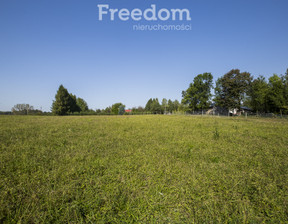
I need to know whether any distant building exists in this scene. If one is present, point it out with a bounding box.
[125,109,132,113]
[206,104,252,116]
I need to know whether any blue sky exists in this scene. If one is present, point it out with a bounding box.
[0,0,287,112]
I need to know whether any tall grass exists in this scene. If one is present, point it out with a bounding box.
[0,115,287,223]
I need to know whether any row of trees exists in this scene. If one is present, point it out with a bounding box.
[51,85,182,116]
[12,69,286,116]
[145,98,181,114]
[181,69,288,114]
[247,74,288,113]
[11,104,43,115]
[51,67,287,116]
[51,85,128,115]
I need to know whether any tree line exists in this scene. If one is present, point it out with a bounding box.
[49,85,183,115]
[11,104,43,115]
[50,85,128,115]
[8,68,288,115]
[182,68,288,114]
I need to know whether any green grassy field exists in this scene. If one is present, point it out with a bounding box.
[0,115,287,223]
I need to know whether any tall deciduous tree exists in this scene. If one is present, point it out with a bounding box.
[266,74,285,113]
[182,73,213,111]
[247,76,269,113]
[214,69,252,110]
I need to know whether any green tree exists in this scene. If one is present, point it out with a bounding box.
[178,103,188,112]
[282,69,288,114]
[77,98,89,112]
[150,98,161,114]
[161,98,168,114]
[11,104,34,115]
[112,103,125,115]
[247,76,269,113]
[182,73,213,111]
[118,105,125,115]
[173,100,180,111]
[214,69,252,110]
[51,85,90,115]
[266,74,285,113]
[167,99,174,113]
[132,106,145,114]
[104,107,112,114]
[145,98,153,112]
[52,85,73,115]
[69,93,80,113]
[284,69,288,106]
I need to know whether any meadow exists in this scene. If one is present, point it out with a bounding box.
[0,115,287,223]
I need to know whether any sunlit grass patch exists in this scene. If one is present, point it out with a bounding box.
[0,115,287,223]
